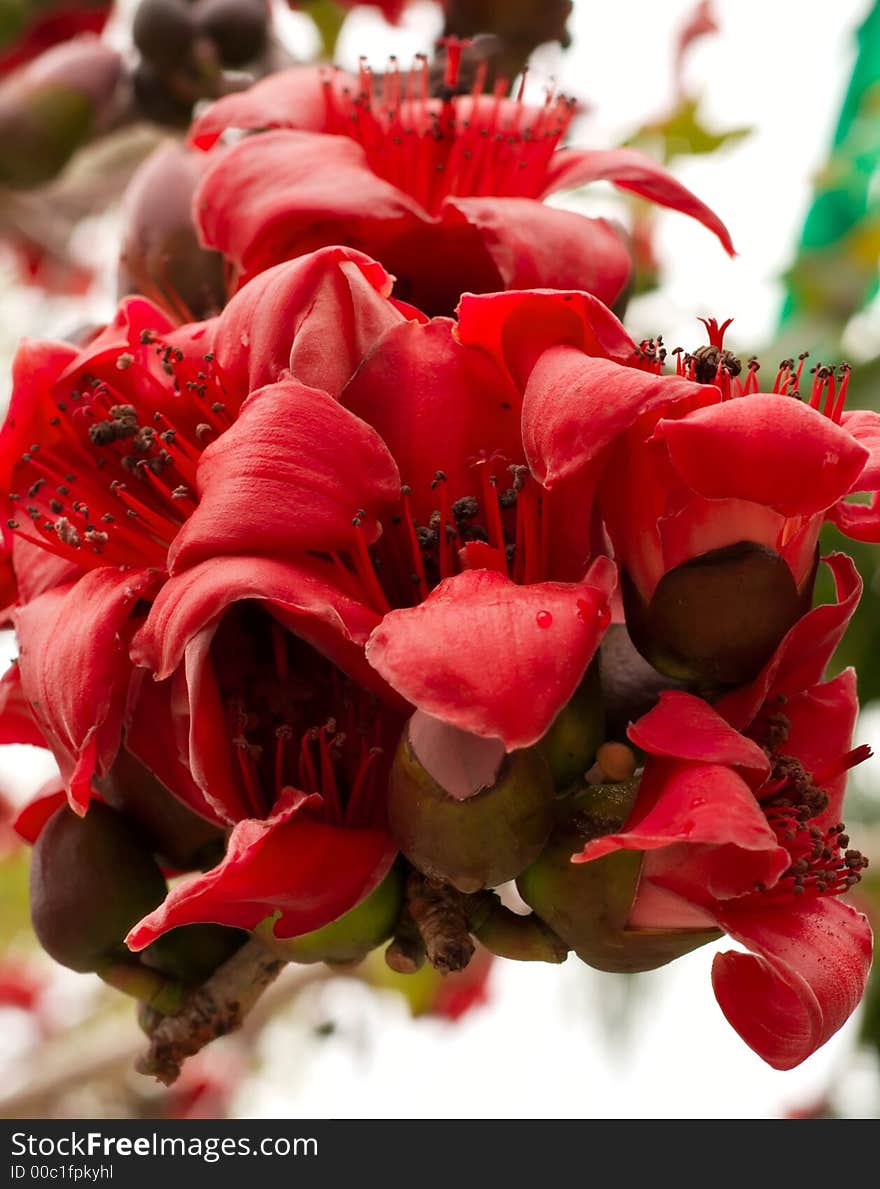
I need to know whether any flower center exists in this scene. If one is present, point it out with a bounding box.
[751,743,870,905]
[339,457,553,611]
[6,337,230,571]
[321,40,576,215]
[214,606,396,827]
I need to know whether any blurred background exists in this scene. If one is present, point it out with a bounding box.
[1,0,879,1119]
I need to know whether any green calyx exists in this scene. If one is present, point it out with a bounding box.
[539,661,605,790]
[254,865,405,966]
[388,725,555,893]
[517,828,719,974]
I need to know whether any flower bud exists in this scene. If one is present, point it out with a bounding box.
[197,0,269,68]
[517,826,718,973]
[623,541,810,689]
[388,712,555,893]
[254,865,405,966]
[29,802,167,975]
[0,36,121,188]
[539,661,604,790]
[132,0,195,71]
[118,141,227,321]
[97,745,225,871]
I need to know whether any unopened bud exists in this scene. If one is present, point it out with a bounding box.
[29,802,167,974]
[118,141,226,320]
[388,712,555,893]
[623,541,810,689]
[0,36,122,187]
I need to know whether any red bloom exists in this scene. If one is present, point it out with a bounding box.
[519,318,880,683]
[0,246,405,812]
[187,52,733,313]
[576,559,872,1069]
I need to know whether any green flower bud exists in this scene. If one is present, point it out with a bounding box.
[254,865,405,966]
[539,661,604,790]
[29,802,167,975]
[388,713,555,893]
[623,541,812,689]
[517,827,718,973]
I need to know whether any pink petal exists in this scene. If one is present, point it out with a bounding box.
[656,395,869,517]
[365,558,615,750]
[712,897,872,1069]
[540,146,734,256]
[167,380,401,573]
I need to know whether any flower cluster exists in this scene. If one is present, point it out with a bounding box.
[1,35,875,1078]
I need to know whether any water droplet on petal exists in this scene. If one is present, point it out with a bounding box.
[536,610,553,629]
[690,797,707,809]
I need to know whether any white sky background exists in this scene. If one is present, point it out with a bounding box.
[1,0,879,1120]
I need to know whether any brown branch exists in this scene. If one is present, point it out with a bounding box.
[405,871,475,974]
[136,938,284,1086]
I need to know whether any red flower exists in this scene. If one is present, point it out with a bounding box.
[0,246,405,812]
[576,557,872,1069]
[187,50,733,314]
[520,317,880,683]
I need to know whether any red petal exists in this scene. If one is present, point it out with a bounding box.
[340,317,523,524]
[447,197,632,308]
[711,898,872,1069]
[168,380,401,572]
[656,394,869,516]
[365,558,615,750]
[540,146,735,255]
[456,289,636,391]
[132,553,388,701]
[830,492,880,541]
[576,759,782,873]
[188,66,329,149]
[12,780,66,845]
[524,347,717,487]
[840,409,880,492]
[124,668,229,829]
[126,806,396,947]
[14,568,160,814]
[0,663,47,747]
[628,690,770,778]
[211,245,403,404]
[194,130,423,285]
[717,553,861,730]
